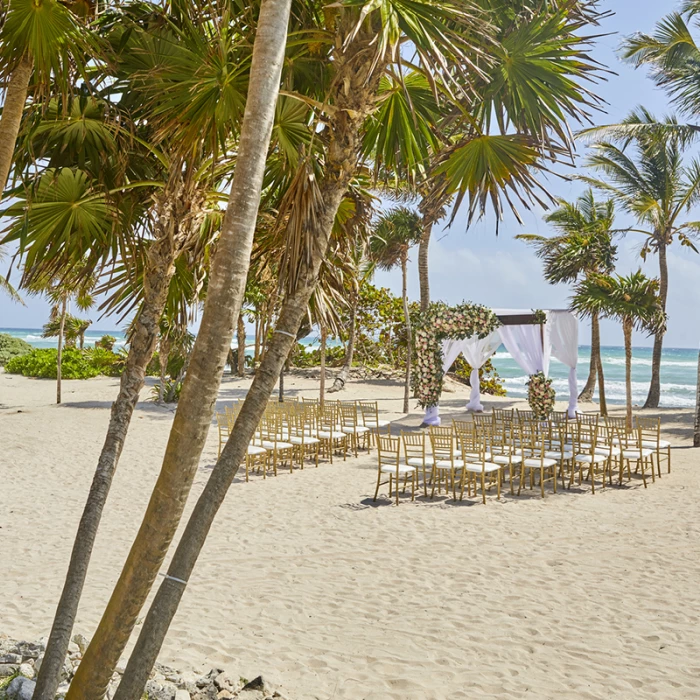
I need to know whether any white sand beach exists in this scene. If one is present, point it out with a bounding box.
[1,370,699,699]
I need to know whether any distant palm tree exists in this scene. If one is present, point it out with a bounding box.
[0,248,22,303]
[369,207,422,413]
[517,190,617,408]
[572,271,666,431]
[579,107,700,409]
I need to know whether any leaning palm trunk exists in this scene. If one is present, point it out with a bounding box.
[579,313,599,401]
[112,23,384,698]
[623,318,633,432]
[644,242,668,408]
[596,353,607,417]
[66,4,293,697]
[328,301,356,392]
[158,334,171,403]
[694,347,700,448]
[33,188,194,700]
[0,55,33,197]
[401,252,411,414]
[56,296,67,405]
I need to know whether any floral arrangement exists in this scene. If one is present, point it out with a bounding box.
[531,309,547,325]
[526,371,556,420]
[413,301,501,408]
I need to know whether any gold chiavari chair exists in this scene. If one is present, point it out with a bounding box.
[401,431,433,497]
[374,434,417,505]
[257,412,294,475]
[316,403,348,463]
[517,418,558,498]
[429,428,464,500]
[285,406,321,468]
[571,419,608,493]
[455,423,502,503]
[615,422,654,488]
[338,402,371,457]
[636,416,670,476]
[358,400,391,445]
[216,412,267,482]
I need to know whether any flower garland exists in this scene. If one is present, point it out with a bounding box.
[526,371,556,420]
[413,301,501,408]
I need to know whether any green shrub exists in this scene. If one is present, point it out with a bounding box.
[5,348,101,379]
[87,347,125,377]
[151,378,183,403]
[0,333,32,366]
[452,356,506,396]
[96,334,117,351]
[291,343,345,368]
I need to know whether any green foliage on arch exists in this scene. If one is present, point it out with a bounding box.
[413,302,501,408]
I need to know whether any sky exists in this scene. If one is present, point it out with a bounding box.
[1,0,698,349]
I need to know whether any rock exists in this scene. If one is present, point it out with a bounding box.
[213,672,235,691]
[4,676,36,700]
[18,662,35,679]
[13,642,43,661]
[56,681,70,698]
[0,663,19,677]
[215,691,234,700]
[242,677,267,692]
[71,634,89,655]
[0,654,21,665]
[235,691,264,700]
[175,690,191,700]
[144,679,178,700]
[67,641,80,655]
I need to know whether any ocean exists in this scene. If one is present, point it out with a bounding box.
[2,328,697,408]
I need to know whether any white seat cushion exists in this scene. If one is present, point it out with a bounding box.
[523,457,557,469]
[317,430,347,440]
[545,450,573,460]
[260,440,293,450]
[462,451,492,460]
[341,425,370,434]
[380,463,416,475]
[575,453,608,464]
[364,419,391,428]
[407,456,434,467]
[435,459,465,470]
[288,435,320,445]
[622,448,653,459]
[247,445,267,456]
[641,439,671,449]
[491,454,522,466]
[464,461,501,474]
[594,445,621,456]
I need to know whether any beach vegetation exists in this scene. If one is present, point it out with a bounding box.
[517,189,618,411]
[579,108,700,410]
[572,270,667,430]
[5,347,100,380]
[0,333,32,366]
[96,335,117,352]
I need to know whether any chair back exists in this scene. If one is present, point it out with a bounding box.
[635,416,661,448]
[377,434,401,471]
[429,428,458,464]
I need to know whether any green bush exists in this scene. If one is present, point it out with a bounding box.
[0,333,32,366]
[291,343,345,368]
[96,334,117,351]
[5,348,101,379]
[452,356,506,396]
[87,347,125,377]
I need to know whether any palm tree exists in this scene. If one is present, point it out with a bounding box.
[580,107,700,409]
[82,3,609,696]
[572,271,666,431]
[368,207,422,413]
[517,190,617,409]
[0,0,91,197]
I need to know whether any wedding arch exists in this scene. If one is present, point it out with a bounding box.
[413,304,579,426]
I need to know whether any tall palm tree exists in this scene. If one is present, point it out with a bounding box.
[517,190,617,408]
[580,107,700,409]
[368,206,422,413]
[0,0,91,197]
[572,271,666,431]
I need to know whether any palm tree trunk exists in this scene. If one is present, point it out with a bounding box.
[253,314,260,368]
[237,312,246,376]
[0,55,33,198]
[319,323,327,407]
[578,313,599,401]
[328,301,356,393]
[158,335,170,403]
[418,216,432,313]
[401,251,411,414]
[624,318,633,432]
[33,212,184,700]
[66,3,293,695]
[694,346,700,448]
[278,364,285,401]
[56,296,67,405]
[110,21,385,698]
[596,350,607,417]
[644,241,668,408]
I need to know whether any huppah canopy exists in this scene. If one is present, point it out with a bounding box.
[420,308,579,426]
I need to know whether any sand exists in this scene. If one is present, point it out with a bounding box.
[1,368,699,699]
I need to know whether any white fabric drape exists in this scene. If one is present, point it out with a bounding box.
[441,338,464,374]
[549,311,580,417]
[459,330,503,411]
[498,323,551,376]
